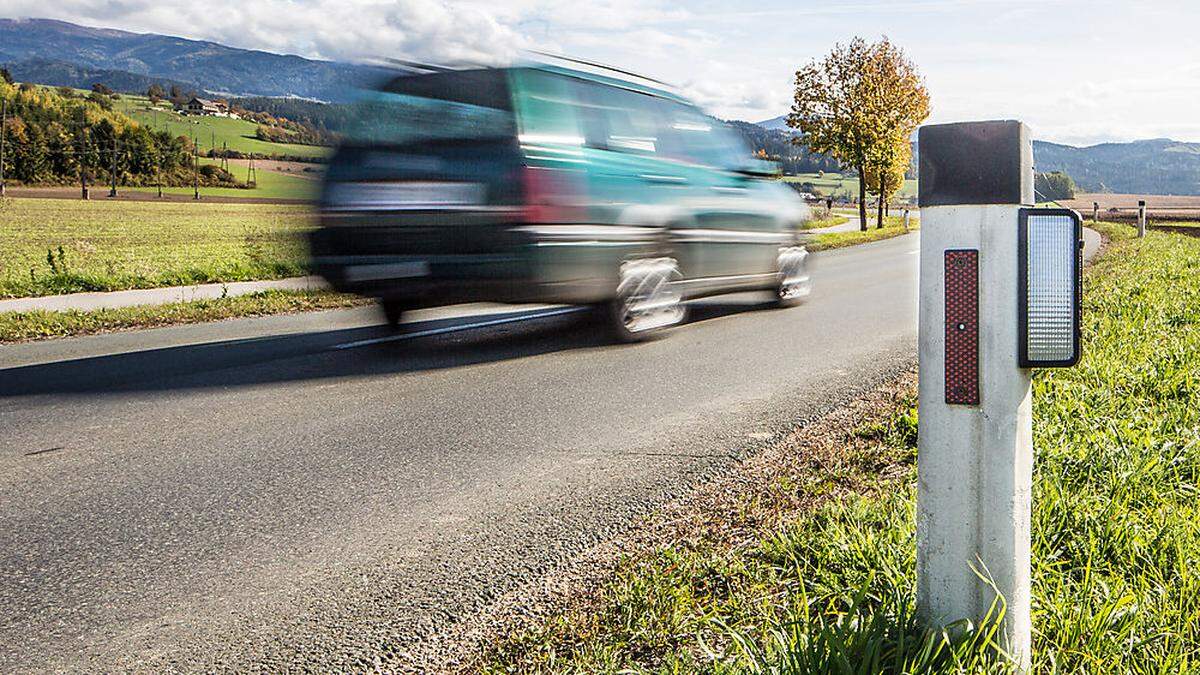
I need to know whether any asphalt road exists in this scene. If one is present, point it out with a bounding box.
[0,233,925,671]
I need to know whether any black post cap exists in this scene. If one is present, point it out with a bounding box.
[918,120,1033,207]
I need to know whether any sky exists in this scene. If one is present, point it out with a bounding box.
[5,0,1199,145]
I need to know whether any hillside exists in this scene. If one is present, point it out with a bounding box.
[0,18,390,102]
[1033,138,1200,195]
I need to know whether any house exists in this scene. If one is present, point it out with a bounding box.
[183,97,228,116]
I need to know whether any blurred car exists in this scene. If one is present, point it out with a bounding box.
[310,63,811,341]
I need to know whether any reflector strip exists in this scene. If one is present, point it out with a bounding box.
[944,250,980,405]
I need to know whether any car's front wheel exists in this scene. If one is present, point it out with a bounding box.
[607,257,685,342]
[774,246,811,307]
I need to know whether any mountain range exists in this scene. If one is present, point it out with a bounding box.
[0,18,390,101]
[755,116,1200,195]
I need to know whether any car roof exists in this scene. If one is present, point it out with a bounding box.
[519,63,691,105]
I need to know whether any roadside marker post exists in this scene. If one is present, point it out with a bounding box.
[1138,200,1147,237]
[916,120,1083,671]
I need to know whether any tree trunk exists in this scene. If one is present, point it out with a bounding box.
[857,165,868,232]
[876,176,885,229]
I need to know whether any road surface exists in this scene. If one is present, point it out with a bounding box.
[1,233,922,670]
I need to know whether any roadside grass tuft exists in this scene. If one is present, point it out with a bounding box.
[0,289,367,342]
[482,222,1200,673]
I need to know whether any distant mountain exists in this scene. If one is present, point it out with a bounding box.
[755,115,789,131]
[754,114,1200,195]
[5,57,201,96]
[1033,138,1200,195]
[0,18,392,101]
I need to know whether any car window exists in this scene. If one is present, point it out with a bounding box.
[656,103,749,169]
[571,80,661,155]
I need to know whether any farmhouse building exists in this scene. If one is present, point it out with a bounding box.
[184,97,228,116]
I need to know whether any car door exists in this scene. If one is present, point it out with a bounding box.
[655,104,780,282]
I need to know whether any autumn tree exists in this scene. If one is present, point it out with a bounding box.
[859,38,928,228]
[788,37,929,231]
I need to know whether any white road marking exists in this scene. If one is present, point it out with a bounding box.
[331,306,588,350]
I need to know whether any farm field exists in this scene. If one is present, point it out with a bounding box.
[130,157,320,201]
[113,94,332,160]
[0,197,314,297]
[1061,192,1200,220]
[783,172,919,200]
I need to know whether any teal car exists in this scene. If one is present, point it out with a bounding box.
[311,64,811,341]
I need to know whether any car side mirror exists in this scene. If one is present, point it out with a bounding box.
[733,159,781,179]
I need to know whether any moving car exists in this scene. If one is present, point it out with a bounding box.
[310,62,812,341]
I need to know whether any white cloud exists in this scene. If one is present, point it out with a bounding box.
[3,0,1198,143]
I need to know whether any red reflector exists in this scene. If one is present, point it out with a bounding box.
[944,249,979,405]
[521,166,581,224]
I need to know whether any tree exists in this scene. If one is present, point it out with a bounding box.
[147,84,165,104]
[91,83,113,96]
[788,37,929,231]
[0,67,12,85]
[858,39,928,228]
[863,136,910,227]
[1034,171,1077,201]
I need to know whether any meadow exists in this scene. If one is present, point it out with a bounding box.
[133,157,320,201]
[113,94,332,160]
[484,222,1200,672]
[0,197,314,297]
[784,172,919,201]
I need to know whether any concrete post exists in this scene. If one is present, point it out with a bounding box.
[916,121,1034,670]
[1092,202,1098,224]
[903,207,911,232]
[1137,200,1146,237]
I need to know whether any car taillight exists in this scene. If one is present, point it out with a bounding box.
[521,166,584,224]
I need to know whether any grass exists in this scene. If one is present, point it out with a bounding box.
[806,215,918,251]
[0,289,367,342]
[482,222,1200,672]
[801,213,849,230]
[114,94,331,160]
[129,157,320,201]
[0,197,314,298]
[784,172,919,200]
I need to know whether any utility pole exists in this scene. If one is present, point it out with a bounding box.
[109,137,119,198]
[193,131,199,200]
[156,149,163,198]
[0,97,7,198]
[79,108,89,200]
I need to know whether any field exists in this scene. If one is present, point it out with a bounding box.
[484,222,1200,672]
[113,94,332,160]
[1062,192,1200,221]
[132,157,320,201]
[0,197,314,297]
[784,172,919,200]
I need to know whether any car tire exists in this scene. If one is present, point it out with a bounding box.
[607,257,685,342]
[380,299,405,330]
[773,246,811,308]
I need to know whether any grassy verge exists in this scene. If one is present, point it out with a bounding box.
[0,289,367,342]
[483,222,1200,672]
[800,213,849,230]
[0,197,313,297]
[807,216,918,251]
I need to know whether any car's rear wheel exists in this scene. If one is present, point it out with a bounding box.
[608,257,685,342]
[380,299,406,330]
[774,246,811,307]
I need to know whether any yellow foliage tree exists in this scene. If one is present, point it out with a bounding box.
[789,37,929,231]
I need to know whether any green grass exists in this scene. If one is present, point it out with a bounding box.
[784,172,918,200]
[807,216,918,251]
[801,213,849,230]
[129,157,319,201]
[0,289,366,342]
[483,222,1200,672]
[0,197,313,298]
[114,94,331,159]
